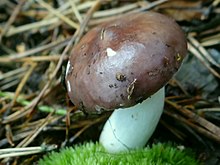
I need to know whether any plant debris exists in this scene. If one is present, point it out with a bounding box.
[0,0,219,164]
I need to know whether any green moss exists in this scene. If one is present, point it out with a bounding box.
[39,142,200,165]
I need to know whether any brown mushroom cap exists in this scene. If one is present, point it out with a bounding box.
[65,12,187,113]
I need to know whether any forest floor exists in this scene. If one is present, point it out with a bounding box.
[0,0,220,164]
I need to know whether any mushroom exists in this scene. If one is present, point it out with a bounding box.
[65,12,187,153]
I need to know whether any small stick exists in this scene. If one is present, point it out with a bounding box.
[0,55,68,63]
[75,0,102,44]
[5,124,14,147]
[68,0,82,23]
[188,34,220,68]
[166,99,220,137]
[0,144,57,159]
[5,18,59,37]
[0,0,26,41]
[164,110,220,143]
[16,114,53,147]
[0,38,71,60]
[93,3,139,18]
[36,0,79,30]
[0,68,26,80]
[133,0,168,12]
[160,119,186,141]
[201,33,220,47]
[11,62,37,106]
[188,42,220,79]
[69,115,106,143]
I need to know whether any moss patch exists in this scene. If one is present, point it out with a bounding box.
[39,142,200,165]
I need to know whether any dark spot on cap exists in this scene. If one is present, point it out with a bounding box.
[109,84,114,88]
[120,94,125,100]
[165,43,171,47]
[116,72,126,81]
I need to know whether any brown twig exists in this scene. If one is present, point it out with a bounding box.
[0,38,71,61]
[166,99,220,138]
[164,109,220,143]
[0,0,26,41]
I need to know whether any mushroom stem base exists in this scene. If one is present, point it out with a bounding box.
[99,87,165,153]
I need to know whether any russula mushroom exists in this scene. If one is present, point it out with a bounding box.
[65,12,187,153]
